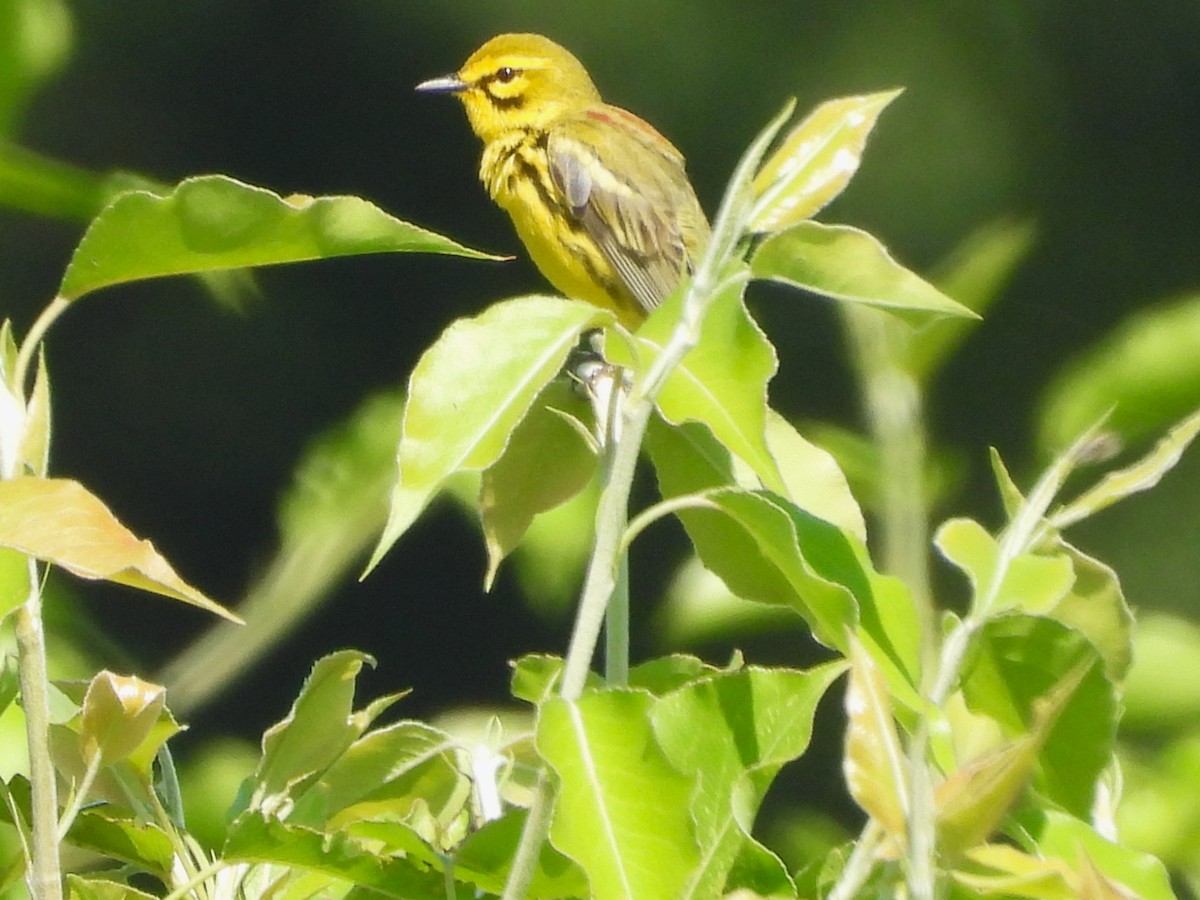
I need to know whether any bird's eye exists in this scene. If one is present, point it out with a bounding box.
[496,66,517,83]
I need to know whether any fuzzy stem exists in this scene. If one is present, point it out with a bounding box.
[15,560,64,900]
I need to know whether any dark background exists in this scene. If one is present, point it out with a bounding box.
[4,1,1200,792]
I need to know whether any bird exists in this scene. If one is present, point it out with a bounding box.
[416,33,710,329]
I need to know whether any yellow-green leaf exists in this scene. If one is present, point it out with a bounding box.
[750,89,902,234]
[59,174,501,301]
[0,476,237,621]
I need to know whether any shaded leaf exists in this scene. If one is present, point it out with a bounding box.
[750,89,902,234]
[960,617,1114,818]
[652,663,844,897]
[751,221,976,321]
[369,296,613,571]
[481,378,597,589]
[65,809,174,882]
[537,690,698,900]
[454,808,590,898]
[936,658,1092,857]
[59,174,499,301]
[0,477,236,620]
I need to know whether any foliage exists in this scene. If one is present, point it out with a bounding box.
[1,16,1197,900]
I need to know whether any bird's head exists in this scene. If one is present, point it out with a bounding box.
[416,33,602,143]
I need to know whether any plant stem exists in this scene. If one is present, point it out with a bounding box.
[13,297,70,397]
[15,560,64,900]
[604,554,630,687]
[500,771,555,900]
[841,306,936,672]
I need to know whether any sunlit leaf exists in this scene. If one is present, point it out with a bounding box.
[538,690,699,900]
[247,650,386,816]
[1050,407,1200,530]
[843,636,907,837]
[751,221,976,321]
[65,809,174,882]
[369,296,614,571]
[481,378,597,590]
[1049,543,1133,682]
[620,266,784,494]
[224,809,445,897]
[652,664,844,897]
[0,476,236,620]
[1017,809,1176,900]
[750,89,901,234]
[58,174,500,301]
[951,843,1076,900]
[66,875,160,900]
[935,518,1075,616]
[80,672,166,768]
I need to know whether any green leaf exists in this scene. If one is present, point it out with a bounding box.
[935,518,1075,616]
[510,654,568,706]
[936,656,1093,857]
[1050,407,1200,530]
[960,616,1115,818]
[247,650,383,816]
[293,721,465,834]
[369,296,613,571]
[620,266,784,494]
[66,876,160,900]
[751,221,977,321]
[843,636,907,837]
[481,377,597,589]
[0,476,238,621]
[950,843,1076,900]
[79,671,166,768]
[1049,543,1133,682]
[58,174,500,301]
[651,664,845,898]
[762,410,866,541]
[667,484,861,649]
[537,690,699,900]
[454,808,590,898]
[65,809,174,882]
[1017,809,1176,900]
[223,810,448,898]
[750,89,903,234]
[1037,292,1200,454]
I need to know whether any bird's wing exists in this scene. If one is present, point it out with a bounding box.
[547,107,706,313]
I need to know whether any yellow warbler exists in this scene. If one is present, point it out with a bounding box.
[417,33,710,328]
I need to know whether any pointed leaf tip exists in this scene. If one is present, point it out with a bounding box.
[59,174,501,301]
